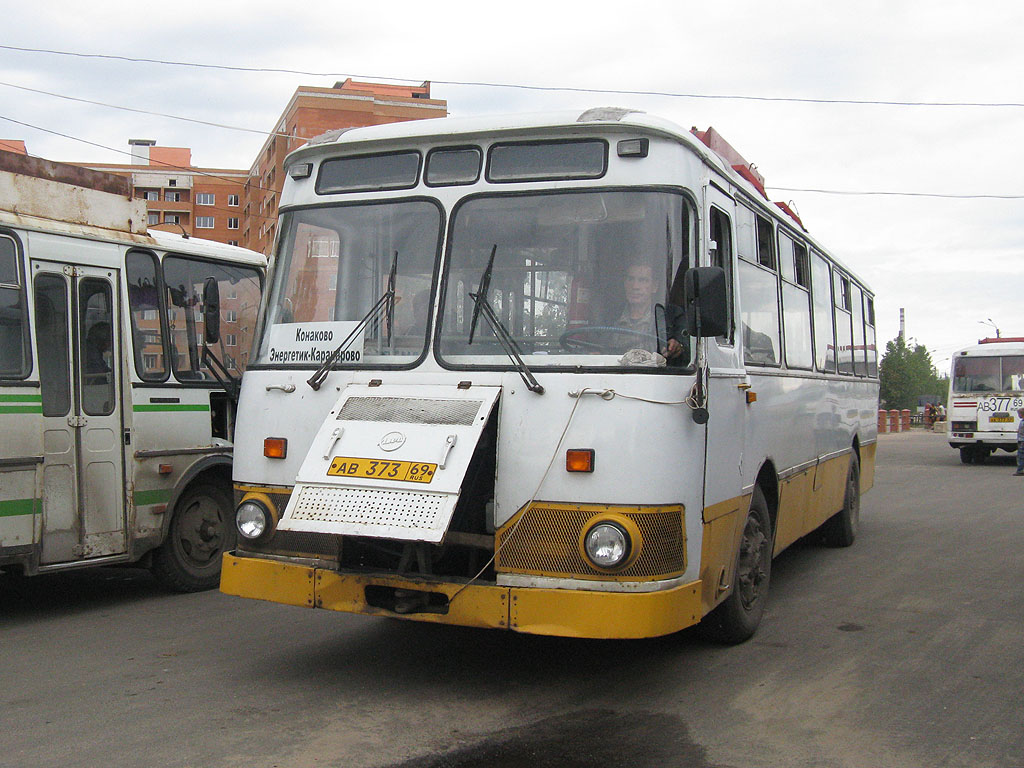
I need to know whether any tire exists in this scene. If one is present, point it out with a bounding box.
[959,446,975,464]
[151,481,235,592]
[823,453,860,548]
[700,487,773,644]
[973,448,989,465]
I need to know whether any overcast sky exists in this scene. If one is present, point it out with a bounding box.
[2,0,1021,370]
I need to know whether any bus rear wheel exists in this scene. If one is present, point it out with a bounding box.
[151,481,235,592]
[959,446,975,464]
[823,453,860,548]
[699,487,772,644]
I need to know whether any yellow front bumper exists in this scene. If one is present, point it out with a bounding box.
[221,553,703,640]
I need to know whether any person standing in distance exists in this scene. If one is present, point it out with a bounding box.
[1015,407,1024,476]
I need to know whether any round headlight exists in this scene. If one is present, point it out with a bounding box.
[236,500,270,540]
[584,522,630,569]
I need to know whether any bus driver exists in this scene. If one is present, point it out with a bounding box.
[616,261,684,360]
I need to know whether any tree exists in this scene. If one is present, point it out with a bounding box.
[879,335,945,409]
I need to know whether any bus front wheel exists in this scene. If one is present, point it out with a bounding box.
[823,453,860,548]
[699,487,772,644]
[151,481,235,592]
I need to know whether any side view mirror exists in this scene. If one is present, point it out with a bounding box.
[203,277,221,344]
[684,266,728,338]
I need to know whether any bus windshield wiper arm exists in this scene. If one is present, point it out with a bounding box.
[385,250,398,347]
[307,253,399,391]
[468,244,497,345]
[467,289,544,395]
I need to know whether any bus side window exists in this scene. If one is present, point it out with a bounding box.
[834,272,855,375]
[126,251,167,381]
[736,210,779,367]
[811,252,836,373]
[852,283,867,376]
[0,235,30,379]
[755,214,775,270]
[864,294,878,377]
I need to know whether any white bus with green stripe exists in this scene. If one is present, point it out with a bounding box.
[0,151,265,590]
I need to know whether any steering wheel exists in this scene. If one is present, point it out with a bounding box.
[559,325,659,352]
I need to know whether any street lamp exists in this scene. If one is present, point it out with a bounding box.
[978,319,1000,338]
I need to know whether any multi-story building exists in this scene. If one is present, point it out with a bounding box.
[243,79,446,254]
[56,79,446,254]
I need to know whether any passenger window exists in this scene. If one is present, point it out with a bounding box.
[126,251,166,381]
[755,215,775,270]
[793,242,810,288]
[811,252,835,373]
[834,272,854,375]
[851,284,867,376]
[865,296,877,377]
[739,260,780,366]
[777,231,795,283]
[0,235,30,379]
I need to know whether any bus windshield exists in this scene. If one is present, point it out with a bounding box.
[952,355,1024,393]
[257,201,441,366]
[437,190,692,369]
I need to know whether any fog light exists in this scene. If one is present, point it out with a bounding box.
[584,522,630,569]
[236,500,271,540]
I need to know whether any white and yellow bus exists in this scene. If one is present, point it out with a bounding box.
[948,337,1024,464]
[221,109,878,640]
[0,152,265,590]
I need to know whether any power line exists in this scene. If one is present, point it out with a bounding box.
[0,80,296,140]
[3,43,1024,109]
[769,186,1024,200]
[5,109,1022,203]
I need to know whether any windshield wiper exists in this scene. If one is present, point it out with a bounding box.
[467,247,543,395]
[307,253,398,391]
[385,250,398,347]
[468,244,496,345]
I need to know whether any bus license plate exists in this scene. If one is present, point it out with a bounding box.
[989,415,1013,423]
[326,456,437,484]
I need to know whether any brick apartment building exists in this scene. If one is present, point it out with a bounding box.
[45,79,447,254]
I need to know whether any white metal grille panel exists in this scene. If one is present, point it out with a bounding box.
[336,397,482,426]
[280,484,455,542]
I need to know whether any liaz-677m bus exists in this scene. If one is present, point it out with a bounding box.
[221,109,879,641]
[947,337,1024,464]
[0,152,265,590]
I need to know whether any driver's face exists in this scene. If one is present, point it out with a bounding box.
[625,264,657,309]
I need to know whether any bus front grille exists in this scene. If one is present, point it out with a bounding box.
[495,503,686,581]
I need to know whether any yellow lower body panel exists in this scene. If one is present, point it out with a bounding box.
[221,553,703,640]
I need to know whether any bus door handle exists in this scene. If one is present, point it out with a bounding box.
[439,434,457,469]
[322,427,344,460]
[266,383,296,393]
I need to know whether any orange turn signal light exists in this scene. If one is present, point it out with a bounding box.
[264,437,288,459]
[566,448,595,473]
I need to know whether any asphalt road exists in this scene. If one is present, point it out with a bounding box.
[2,430,1022,768]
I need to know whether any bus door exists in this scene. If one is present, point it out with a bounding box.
[31,261,126,564]
[699,186,748,579]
